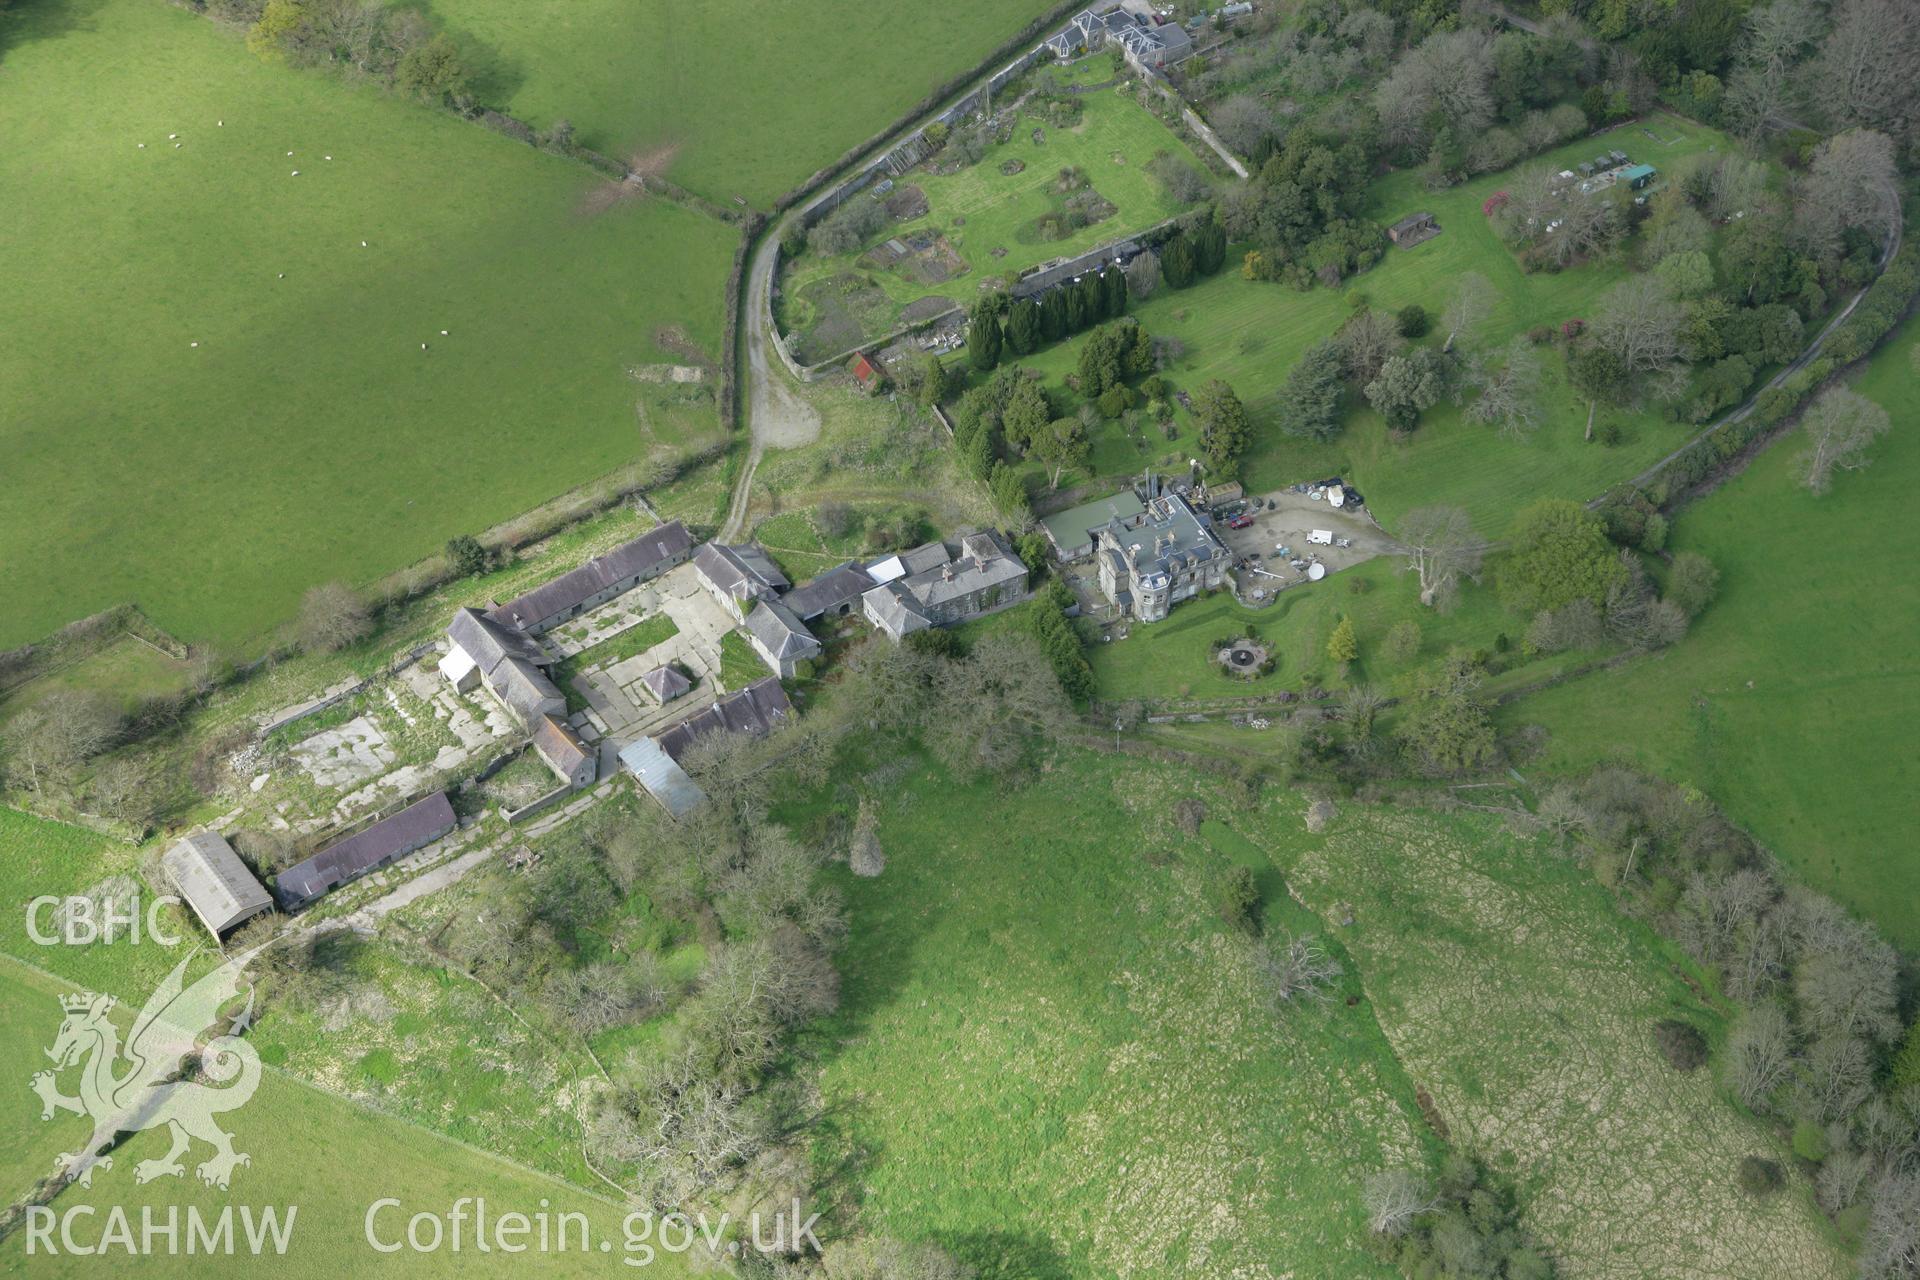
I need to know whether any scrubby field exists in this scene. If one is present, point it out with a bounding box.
[1017,113,1741,534]
[0,0,736,650]
[793,751,1431,1278]
[425,0,1064,207]
[1256,800,1848,1279]
[1503,319,1920,947]
[0,961,684,1278]
[780,61,1208,360]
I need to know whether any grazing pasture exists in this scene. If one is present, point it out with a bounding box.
[792,750,1425,1279]
[1502,318,1920,947]
[1260,801,1848,1279]
[424,0,1068,206]
[0,0,736,650]
[1010,114,1741,534]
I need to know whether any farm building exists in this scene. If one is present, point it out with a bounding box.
[162,832,273,938]
[618,737,703,820]
[486,521,692,634]
[784,561,878,622]
[532,714,596,789]
[1622,163,1657,190]
[848,352,882,392]
[276,792,457,910]
[445,606,570,726]
[1387,212,1439,247]
[640,664,692,705]
[745,598,821,678]
[860,532,1028,641]
[1095,492,1230,622]
[693,542,791,622]
[1040,490,1149,560]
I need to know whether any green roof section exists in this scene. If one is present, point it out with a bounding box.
[1040,491,1148,557]
[1622,164,1657,182]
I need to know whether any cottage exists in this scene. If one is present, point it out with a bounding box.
[860,532,1028,641]
[486,521,692,635]
[1387,211,1439,247]
[276,792,456,910]
[693,543,791,622]
[1095,493,1230,622]
[162,832,273,938]
[640,664,691,705]
[532,714,596,789]
[784,561,877,621]
[1039,491,1148,561]
[745,599,821,678]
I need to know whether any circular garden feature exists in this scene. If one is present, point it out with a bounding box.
[1218,637,1272,680]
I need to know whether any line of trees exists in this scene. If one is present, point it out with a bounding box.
[230,0,473,108]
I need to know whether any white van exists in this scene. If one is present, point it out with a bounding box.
[1307,529,1334,546]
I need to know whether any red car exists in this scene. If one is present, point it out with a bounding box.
[1227,513,1255,530]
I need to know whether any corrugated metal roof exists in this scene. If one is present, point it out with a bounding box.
[162,832,272,936]
[619,736,704,819]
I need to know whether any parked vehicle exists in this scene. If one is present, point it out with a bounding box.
[1227,513,1255,529]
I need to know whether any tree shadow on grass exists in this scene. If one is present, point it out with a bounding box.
[943,1230,1077,1280]
[0,0,103,63]
[399,0,525,110]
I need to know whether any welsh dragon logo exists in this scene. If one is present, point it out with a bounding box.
[30,947,264,1190]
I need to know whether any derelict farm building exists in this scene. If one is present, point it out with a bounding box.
[276,791,457,911]
[163,831,273,937]
[486,521,692,635]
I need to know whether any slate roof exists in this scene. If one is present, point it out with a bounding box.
[1104,494,1229,579]
[487,521,691,632]
[784,561,877,620]
[277,792,456,907]
[162,832,273,936]
[693,543,790,607]
[653,678,791,764]
[862,584,933,638]
[899,537,1026,610]
[640,665,692,703]
[532,713,593,780]
[447,607,549,674]
[492,656,566,725]
[745,600,820,665]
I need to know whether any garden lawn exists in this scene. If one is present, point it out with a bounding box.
[1012,113,1740,536]
[781,60,1209,356]
[0,961,685,1279]
[424,0,1065,207]
[0,0,736,651]
[1250,798,1848,1279]
[790,749,1426,1279]
[1501,317,1920,947]
[1086,558,1532,701]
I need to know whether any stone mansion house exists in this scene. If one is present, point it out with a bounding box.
[1095,493,1229,622]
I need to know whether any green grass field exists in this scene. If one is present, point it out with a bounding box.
[1085,557,1566,700]
[790,750,1425,1278]
[1502,318,1920,947]
[424,0,1065,207]
[0,0,737,651]
[0,960,689,1278]
[0,635,193,726]
[1251,799,1847,1278]
[1011,113,1741,534]
[780,61,1207,358]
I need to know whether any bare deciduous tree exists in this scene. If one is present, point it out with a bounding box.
[1365,1168,1438,1237]
[1811,0,1920,136]
[1589,276,1687,394]
[1465,339,1544,439]
[296,582,373,653]
[1395,506,1485,610]
[1441,272,1495,353]
[1255,931,1342,1007]
[1725,1002,1796,1108]
[1796,387,1891,496]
